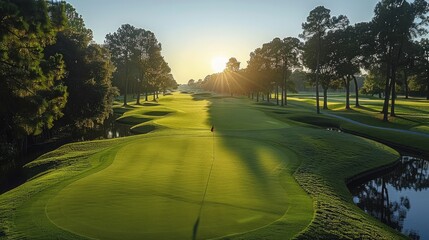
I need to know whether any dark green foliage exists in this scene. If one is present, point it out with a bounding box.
[301,6,347,113]
[105,25,176,105]
[361,72,385,97]
[0,0,67,149]
[368,0,429,121]
[43,3,118,131]
[413,39,429,99]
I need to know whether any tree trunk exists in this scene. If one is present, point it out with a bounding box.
[124,62,129,106]
[281,81,285,106]
[323,87,328,109]
[390,73,396,117]
[136,81,141,105]
[267,92,270,102]
[145,91,148,101]
[345,77,350,110]
[276,86,279,105]
[316,78,320,112]
[427,72,429,100]
[382,68,391,122]
[352,75,360,107]
[256,92,259,102]
[404,70,409,99]
[284,79,288,106]
[136,93,141,105]
[315,33,321,114]
[282,66,287,106]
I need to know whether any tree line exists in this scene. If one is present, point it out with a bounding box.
[200,0,429,122]
[105,24,177,106]
[0,1,176,176]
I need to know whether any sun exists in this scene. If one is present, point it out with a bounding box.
[211,56,228,72]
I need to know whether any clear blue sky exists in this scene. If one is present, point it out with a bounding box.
[66,0,379,83]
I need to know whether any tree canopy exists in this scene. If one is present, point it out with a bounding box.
[105,24,176,105]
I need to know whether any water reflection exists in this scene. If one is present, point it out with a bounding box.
[326,127,342,133]
[350,156,429,240]
[103,115,132,139]
[82,114,132,140]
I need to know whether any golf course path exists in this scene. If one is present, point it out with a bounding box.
[323,112,429,138]
[40,94,313,240]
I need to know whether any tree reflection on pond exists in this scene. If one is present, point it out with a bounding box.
[350,156,429,240]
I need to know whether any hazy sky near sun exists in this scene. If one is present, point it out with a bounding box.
[66,0,378,84]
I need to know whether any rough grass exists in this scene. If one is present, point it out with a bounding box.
[0,92,414,239]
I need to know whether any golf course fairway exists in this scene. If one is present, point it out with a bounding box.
[46,137,296,239]
[0,92,406,239]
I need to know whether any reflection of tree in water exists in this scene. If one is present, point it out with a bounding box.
[352,156,429,240]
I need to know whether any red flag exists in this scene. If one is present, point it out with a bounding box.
[211,126,214,132]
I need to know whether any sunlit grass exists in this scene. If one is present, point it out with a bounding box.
[289,92,429,134]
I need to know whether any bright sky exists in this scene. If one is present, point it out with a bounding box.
[66,0,378,84]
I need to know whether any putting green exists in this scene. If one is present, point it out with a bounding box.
[46,136,293,239]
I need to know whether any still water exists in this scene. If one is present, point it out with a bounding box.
[83,114,132,140]
[349,156,429,240]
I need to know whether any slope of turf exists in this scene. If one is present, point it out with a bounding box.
[0,92,408,239]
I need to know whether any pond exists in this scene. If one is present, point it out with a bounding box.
[82,114,133,140]
[349,156,429,240]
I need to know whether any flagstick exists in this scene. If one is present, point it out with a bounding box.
[192,126,215,240]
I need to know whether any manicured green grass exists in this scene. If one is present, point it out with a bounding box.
[286,92,429,154]
[290,92,429,133]
[0,92,411,239]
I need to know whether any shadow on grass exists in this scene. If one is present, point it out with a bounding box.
[394,115,424,125]
[354,105,380,113]
[116,116,152,125]
[144,111,172,116]
[141,102,160,107]
[397,105,429,116]
[130,124,156,134]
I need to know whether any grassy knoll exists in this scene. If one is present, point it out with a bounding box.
[0,92,410,239]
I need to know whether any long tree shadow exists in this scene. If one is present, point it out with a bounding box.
[199,94,290,189]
